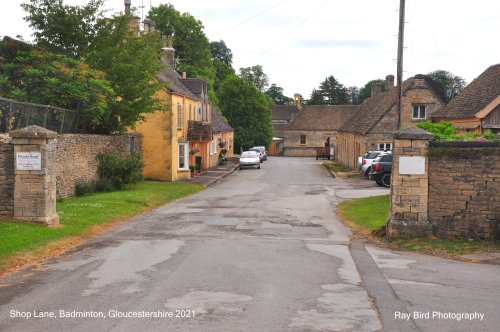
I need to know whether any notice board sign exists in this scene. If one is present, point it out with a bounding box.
[399,156,425,175]
[16,152,42,171]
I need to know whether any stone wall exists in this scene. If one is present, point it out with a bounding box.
[0,139,14,216]
[283,130,335,157]
[428,141,499,240]
[56,134,142,198]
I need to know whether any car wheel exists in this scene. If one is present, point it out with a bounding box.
[239,167,242,170]
[364,167,371,177]
[380,173,391,187]
[257,164,261,169]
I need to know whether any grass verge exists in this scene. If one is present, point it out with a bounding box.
[337,194,500,257]
[0,181,203,274]
[322,162,352,173]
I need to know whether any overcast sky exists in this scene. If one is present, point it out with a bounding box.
[2,0,499,99]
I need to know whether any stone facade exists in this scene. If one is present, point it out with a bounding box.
[387,127,434,239]
[56,134,141,198]
[0,139,14,216]
[428,141,499,240]
[283,130,335,157]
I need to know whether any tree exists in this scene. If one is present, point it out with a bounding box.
[427,70,466,102]
[0,39,114,132]
[218,75,273,151]
[210,40,232,67]
[148,4,215,84]
[306,75,349,105]
[357,79,386,104]
[346,86,360,105]
[239,65,269,92]
[85,14,165,133]
[21,0,107,59]
[213,60,235,92]
[265,84,293,105]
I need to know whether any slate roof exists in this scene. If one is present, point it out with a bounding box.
[287,105,360,131]
[270,105,300,121]
[211,109,234,133]
[157,67,198,99]
[432,63,500,119]
[179,78,208,99]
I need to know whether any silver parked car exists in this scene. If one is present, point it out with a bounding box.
[239,151,261,169]
[252,146,267,161]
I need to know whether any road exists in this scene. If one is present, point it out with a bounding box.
[0,157,499,331]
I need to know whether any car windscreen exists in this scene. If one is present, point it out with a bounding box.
[241,151,257,158]
[366,152,380,159]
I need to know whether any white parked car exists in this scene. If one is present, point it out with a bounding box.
[239,151,261,170]
[360,150,391,177]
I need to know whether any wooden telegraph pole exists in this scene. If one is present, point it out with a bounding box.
[396,0,406,130]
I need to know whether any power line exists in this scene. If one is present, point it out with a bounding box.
[252,0,329,62]
[222,0,287,33]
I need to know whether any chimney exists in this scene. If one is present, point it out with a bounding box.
[370,84,382,97]
[385,75,395,90]
[182,72,187,78]
[161,36,176,68]
[143,19,155,33]
[124,0,131,14]
[294,93,302,109]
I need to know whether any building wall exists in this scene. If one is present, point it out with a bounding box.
[283,130,336,157]
[0,141,14,216]
[56,134,141,198]
[428,142,499,240]
[336,132,364,170]
[400,79,445,127]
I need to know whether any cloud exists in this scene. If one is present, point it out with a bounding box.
[294,39,379,49]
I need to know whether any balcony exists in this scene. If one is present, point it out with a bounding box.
[187,120,212,142]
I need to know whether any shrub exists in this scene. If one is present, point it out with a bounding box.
[95,177,116,192]
[75,181,96,196]
[459,130,496,141]
[415,121,456,141]
[96,152,144,189]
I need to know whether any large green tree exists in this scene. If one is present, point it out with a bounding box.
[0,38,114,132]
[210,40,233,67]
[265,84,293,105]
[427,70,466,102]
[239,65,269,92]
[85,15,164,133]
[306,75,349,105]
[218,75,273,151]
[148,4,215,84]
[21,0,107,59]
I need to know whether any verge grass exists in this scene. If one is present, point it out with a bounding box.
[322,162,352,173]
[0,181,202,273]
[338,194,500,256]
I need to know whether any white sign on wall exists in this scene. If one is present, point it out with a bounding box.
[399,156,425,175]
[16,152,42,171]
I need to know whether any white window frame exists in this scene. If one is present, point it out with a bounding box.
[412,105,427,120]
[378,143,392,151]
[178,143,189,170]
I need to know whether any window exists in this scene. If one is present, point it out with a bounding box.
[189,104,192,120]
[300,135,306,145]
[378,143,392,151]
[178,143,189,170]
[177,103,184,129]
[412,105,427,119]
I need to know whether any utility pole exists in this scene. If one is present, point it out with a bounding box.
[396,0,406,130]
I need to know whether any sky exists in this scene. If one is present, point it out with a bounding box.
[2,0,499,99]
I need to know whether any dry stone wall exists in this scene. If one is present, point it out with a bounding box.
[428,141,499,240]
[0,138,14,216]
[56,134,141,198]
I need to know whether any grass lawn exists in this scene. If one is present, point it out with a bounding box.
[322,162,352,173]
[0,181,203,272]
[338,194,500,256]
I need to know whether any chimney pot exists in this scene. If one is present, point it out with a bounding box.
[294,93,302,109]
[385,74,395,90]
[182,72,187,78]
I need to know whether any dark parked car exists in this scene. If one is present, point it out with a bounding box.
[369,154,392,187]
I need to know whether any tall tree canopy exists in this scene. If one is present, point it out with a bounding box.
[426,70,466,103]
[239,65,269,92]
[148,4,215,84]
[218,75,273,151]
[306,75,349,105]
[357,79,386,104]
[210,40,233,67]
[21,0,107,59]
[265,84,293,105]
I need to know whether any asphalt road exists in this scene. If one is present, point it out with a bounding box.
[0,157,498,331]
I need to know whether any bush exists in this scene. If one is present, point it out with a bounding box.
[416,121,456,141]
[95,177,116,192]
[75,181,96,196]
[96,152,144,190]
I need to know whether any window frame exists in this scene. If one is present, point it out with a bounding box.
[378,143,392,151]
[178,143,189,171]
[177,103,184,129]
[299,135,306,145]
[412,104,427,120]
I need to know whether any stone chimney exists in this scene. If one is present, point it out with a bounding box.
[182,71,187,78]
[371,84,382,97]
[161,36,175,68]
[124,0,131,14]
[294,93,302,109]
[385,75,395,90]
[143,19,155,33]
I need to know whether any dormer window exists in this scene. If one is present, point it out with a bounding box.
[412,105,427,119]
